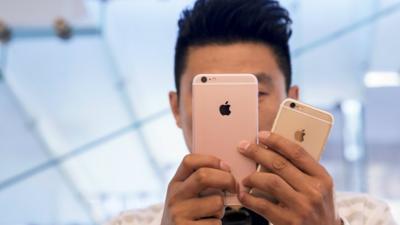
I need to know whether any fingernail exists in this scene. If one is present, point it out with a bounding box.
[238,140,250,153]
[220,161,231,172]
[259,131,271,139]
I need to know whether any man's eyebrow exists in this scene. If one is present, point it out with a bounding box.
[254,72,273,86]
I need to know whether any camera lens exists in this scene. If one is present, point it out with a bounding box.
[290,102,296,108]
[201,76,207,83]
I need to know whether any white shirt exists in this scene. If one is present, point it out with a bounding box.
[105,192,397,225]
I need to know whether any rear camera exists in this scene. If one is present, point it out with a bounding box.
[290,102,296,108]
[201,76,207,83]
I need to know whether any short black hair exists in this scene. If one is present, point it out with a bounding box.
[174,0,293,94]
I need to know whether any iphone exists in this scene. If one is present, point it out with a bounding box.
[192,74,259,206]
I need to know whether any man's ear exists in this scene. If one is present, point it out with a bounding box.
[288,85,299,100]
[169,91,182,128]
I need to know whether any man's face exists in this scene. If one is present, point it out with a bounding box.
[169,42,299,151]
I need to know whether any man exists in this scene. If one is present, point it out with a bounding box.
[107,0,397,224]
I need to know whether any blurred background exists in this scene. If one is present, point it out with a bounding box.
[0,0,399,224]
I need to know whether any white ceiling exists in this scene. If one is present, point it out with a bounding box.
[0,0,88,27]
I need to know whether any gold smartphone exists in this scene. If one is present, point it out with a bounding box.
[192,74,259,206]
[270,98,334,160]
[253,98,334,198]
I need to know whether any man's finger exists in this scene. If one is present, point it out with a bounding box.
[193,218,222,225]
[174,195,225,220]
[238,191,292,224]
[243,172,305,208]
[177,167,237,200]
[258,131,326,177]
[172,154,231,181]
[237,140,309,191]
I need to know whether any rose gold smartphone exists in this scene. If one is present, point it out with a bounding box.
[253,98,334,198]
[192,74,258,206]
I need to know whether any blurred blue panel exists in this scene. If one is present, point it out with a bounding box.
[365,87,400,144]
[293,0,378,107]
[62,129,163,218]
[365,87,400,200]
[5,37,132,153]
[0,83,50,181]
[3,35,165,220]
[102,1,193,119]
[0,165,91,225]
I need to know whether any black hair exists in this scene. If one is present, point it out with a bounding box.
[174,0,293,94]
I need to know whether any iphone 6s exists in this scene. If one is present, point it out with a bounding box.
[192,74,259,206]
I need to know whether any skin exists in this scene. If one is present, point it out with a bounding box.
[162,42,341,225]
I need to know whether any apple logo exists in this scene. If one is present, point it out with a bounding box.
[294,129,306,142]
[219,101,231,116]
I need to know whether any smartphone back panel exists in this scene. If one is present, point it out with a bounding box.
[272,99,334,160]
[192,74,258,205]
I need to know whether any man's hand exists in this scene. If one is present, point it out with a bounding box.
[237,131,341,225]
[161,154,237,225]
